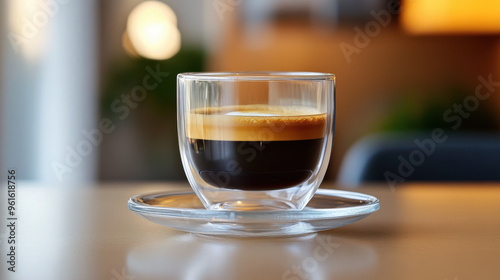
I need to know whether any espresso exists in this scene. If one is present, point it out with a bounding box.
[186,105,326,191]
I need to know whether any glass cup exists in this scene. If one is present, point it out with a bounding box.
[177,72,335,211]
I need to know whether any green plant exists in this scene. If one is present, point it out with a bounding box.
[101,48,205,118]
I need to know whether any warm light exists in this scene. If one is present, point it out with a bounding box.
[7,0,48,61]
[122,31,139,58]
[402,0,500,34]
[129,0,177,27]
[126,1,181,60]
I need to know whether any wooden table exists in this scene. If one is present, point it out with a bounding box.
[2,182,499,280]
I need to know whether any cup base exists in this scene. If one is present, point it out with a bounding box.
[210,199,297,211]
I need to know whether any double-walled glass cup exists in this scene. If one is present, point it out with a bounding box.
[177,72,335,211]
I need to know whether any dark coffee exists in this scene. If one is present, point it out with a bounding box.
[188,138,323,190]
[186,105,326,191]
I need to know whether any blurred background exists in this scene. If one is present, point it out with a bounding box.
[2,0,500,184]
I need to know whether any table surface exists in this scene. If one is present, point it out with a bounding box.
[1,182,500,280]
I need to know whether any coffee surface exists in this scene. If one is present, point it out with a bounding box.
[186,105,326,141]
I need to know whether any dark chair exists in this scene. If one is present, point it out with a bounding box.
[337,133,500,186]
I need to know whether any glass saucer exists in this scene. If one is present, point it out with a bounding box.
[128,189,379,237]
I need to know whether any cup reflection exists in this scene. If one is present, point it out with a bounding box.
[126,233,377,280]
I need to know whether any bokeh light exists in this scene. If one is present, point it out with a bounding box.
[122,31,139,58]
[7,0,48,61]
[126,1,181,60]
[402,0,500,34]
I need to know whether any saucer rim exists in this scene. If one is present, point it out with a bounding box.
[128,189,380,223]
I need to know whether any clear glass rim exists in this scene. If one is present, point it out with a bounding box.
[177,71,335,81]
